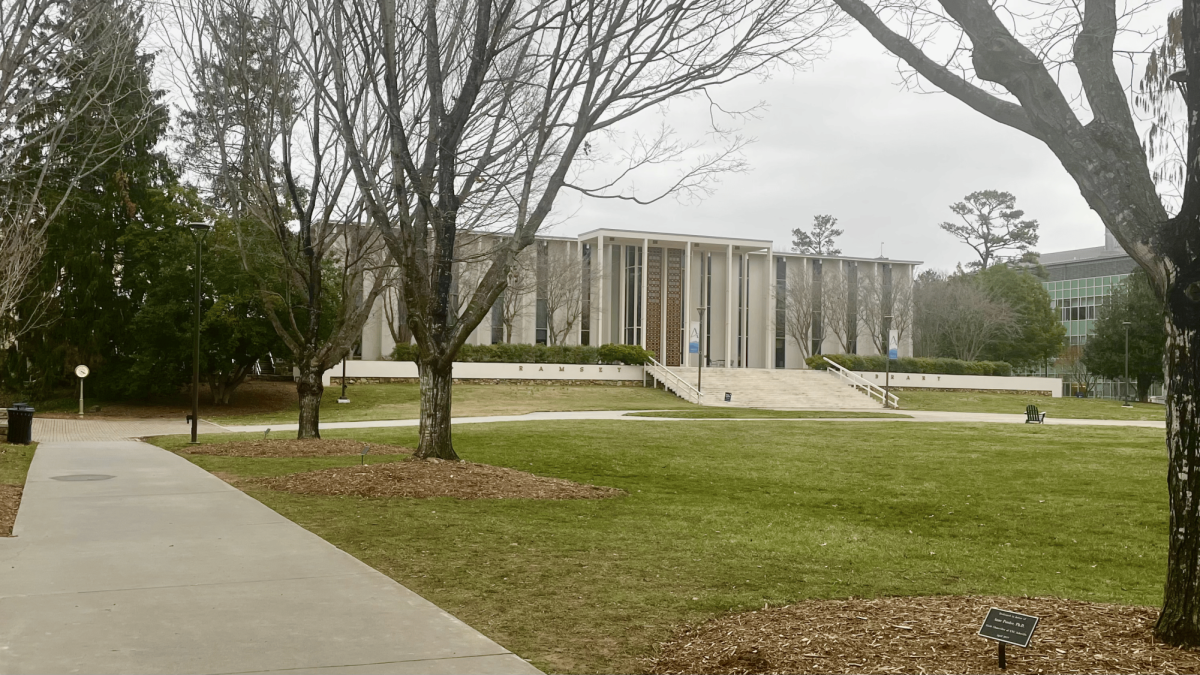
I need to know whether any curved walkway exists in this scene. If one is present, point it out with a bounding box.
[28,409,1164,443]
[216,409,1163,433]
[0,440,540,674]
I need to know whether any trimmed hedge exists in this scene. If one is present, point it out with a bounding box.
[390,342,653,366]
[805,353,1013,377]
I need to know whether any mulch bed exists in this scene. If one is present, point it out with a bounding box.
[245,459,625,500]
[181,438,414,458]
[0,484,22,536]
[647,595,1200,674]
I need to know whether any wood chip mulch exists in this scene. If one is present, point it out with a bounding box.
[0,484,22,536]
[647,595,1200,675]
[181,438,413,458]
[246,458,626,500]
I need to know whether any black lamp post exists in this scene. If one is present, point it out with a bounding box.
[183,221,213,443]
[695,307,706,404]
[1123,320,1133,407]
[883,314,893,409]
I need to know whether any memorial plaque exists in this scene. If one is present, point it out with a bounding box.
[724,392,732,402]
[978,607,1038,648]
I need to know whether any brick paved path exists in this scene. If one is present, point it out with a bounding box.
[31,418,228,442]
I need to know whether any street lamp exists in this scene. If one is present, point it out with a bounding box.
[695,307,707,404]
[883,314,894,409]
[337,343,354,403]
[182,220,213,443]
[1123,320,1133,407]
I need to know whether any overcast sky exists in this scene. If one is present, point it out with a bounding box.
[549,30,1123,272]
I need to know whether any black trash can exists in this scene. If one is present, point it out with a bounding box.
[6,403,34,445]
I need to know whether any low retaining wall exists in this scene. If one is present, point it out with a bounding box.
[321,361,645,387]
[856,371,1062,397]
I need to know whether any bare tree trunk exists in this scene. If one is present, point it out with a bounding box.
[296,361,324,439]
[1158,317,1200,644]
[417,358,457,460]
[1154,0,1200,643]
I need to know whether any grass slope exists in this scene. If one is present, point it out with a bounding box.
[898,389,1164,421]
[212,383,695,426]
[154,422,1168,673]
[0,443,35,484]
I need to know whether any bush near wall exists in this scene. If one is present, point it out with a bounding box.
[805,354,1013,377]
[390,343,653,366]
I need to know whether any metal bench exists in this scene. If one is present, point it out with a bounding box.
[1025,405,1046,424]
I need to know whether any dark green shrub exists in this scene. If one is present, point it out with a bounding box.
[391,342,635,365]
[598,344,652,365]
[805,353,1011,376]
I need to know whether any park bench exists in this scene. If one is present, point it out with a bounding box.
[0,409,7,441]
[1025,405,1046,424]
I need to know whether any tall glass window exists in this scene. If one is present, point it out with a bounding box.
[775,257,786,368]
[846,261,857,355]
[581,243,591,346]
[535,241,548,345]
[811,259,823,355]
[624,245,642,345]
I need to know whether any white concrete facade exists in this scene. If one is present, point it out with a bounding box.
[359,228,920,369]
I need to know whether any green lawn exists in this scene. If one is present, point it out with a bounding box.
[152,422,1168,673]
[624,409,909,419]
[898,389,1165,421]
[0,442,36,485]
[211,383,695,426]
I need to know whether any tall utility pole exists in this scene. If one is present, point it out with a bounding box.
[1123,321,1133,407]
[184,221,213,443]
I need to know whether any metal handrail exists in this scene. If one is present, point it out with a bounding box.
[821,356,900,408]
[645,357,703,404]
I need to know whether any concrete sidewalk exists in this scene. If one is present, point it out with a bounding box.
[0,441,541,675]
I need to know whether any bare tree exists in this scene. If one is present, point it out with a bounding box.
[0,0,156,344]
[381,274,412,349]
[1059,346,1097,397]
[173,0,393,438]
[858,267,886,353]
[784,264,813,361]
[890,272,914,353]
[499,251,534,343]
[939,281,1017,362]
[829,0,1200,641]
[822,263,854,353]
[544,246,583,346]
[287,0,844,459]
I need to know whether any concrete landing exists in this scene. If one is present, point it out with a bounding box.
[0,441,540,675]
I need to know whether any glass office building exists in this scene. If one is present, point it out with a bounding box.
[1035,231,1149,398]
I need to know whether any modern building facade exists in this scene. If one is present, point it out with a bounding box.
[1036,230,1152,398]
[359,228,920,369]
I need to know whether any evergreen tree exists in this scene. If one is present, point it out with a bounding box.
[1083,270,1165,402]
[977,263,1065,368]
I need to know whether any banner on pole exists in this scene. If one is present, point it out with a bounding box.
[888,329,899,360]
[689,322,701,354]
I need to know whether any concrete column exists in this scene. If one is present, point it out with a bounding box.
[765,253,772,368]
[596,239,606,346]
[618,244,626,344]
[683,241,691,367]
[725,244,733,367]
[641,238,649,349]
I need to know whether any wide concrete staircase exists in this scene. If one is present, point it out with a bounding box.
[654,365,886,409]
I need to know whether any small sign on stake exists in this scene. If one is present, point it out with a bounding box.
[978,607,1039,670]
[361,444,370,465]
